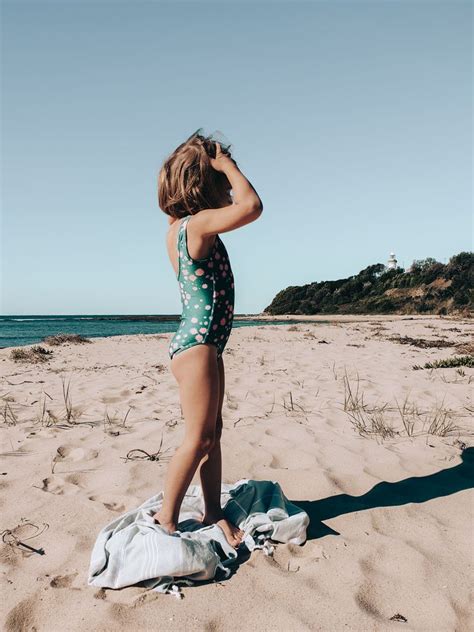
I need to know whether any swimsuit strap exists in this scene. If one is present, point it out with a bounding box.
[177,216,190,250]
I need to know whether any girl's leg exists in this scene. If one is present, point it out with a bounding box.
[199,355,244,545]
[198,354,224,515]
[153,344,220,533]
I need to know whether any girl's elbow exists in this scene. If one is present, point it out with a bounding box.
[250,199,263,217]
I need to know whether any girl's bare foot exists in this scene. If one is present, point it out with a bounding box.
[202,510,244,548]
[152,510,177,535]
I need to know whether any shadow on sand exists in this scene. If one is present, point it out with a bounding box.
[292,446,474,540]
[175,447,473,585]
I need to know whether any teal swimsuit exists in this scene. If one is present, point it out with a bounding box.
[169,215,235,360]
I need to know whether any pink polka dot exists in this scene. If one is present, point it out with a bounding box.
[199,327,207,334]
[212,324,218,330]
[190,327,198,334]
[195,268,205,276]
[215,252,221,260]
[220,289,225,295]
[220,317,226,326]
[189,274,196,281]
[195,334,203,342]
[202,283,208,288]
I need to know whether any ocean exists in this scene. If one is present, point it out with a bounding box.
[0,315,308,348]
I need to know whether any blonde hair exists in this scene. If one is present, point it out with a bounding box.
[158,129,233,218]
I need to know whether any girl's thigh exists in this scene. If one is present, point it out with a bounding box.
[170,343,220,441]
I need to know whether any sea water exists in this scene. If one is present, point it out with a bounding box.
[0,315,310,348]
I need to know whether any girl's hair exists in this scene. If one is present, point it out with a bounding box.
[158,129,233,218]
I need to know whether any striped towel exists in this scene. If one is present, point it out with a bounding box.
[87,478,309,595]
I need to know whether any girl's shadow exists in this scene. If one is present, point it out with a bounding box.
[292,446,474,540]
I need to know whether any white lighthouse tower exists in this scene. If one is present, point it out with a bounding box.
[386,252,398,270]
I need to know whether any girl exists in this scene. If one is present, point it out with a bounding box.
[154,131,263,548]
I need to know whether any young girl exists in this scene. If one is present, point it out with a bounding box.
[154,131,263,548]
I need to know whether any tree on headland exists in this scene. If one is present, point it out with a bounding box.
[263,251,473,316]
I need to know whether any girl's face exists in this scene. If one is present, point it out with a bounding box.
[216,172,232,206]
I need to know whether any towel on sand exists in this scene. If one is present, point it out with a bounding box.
[88,478,309,595]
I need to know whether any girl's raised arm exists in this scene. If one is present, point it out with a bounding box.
[191,144,263,236]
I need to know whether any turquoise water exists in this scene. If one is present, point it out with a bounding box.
[0,315,308,348]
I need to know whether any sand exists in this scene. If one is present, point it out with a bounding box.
[1,315,473,632]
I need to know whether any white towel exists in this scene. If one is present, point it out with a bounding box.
[88,478,309,595]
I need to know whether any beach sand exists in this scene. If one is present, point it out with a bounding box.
[1,315,473,632]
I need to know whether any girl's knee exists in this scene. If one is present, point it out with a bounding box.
[183,434,215,458]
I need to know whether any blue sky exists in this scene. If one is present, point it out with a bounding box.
[1,0,472,315]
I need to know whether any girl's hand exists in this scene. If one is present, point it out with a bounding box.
[210,142,236,173]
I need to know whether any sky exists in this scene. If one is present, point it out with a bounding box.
[1,0,472,315]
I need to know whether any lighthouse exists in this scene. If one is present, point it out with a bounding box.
[386,252,398,270]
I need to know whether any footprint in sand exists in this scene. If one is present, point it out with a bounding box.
[49,572,78,588]
[88,494,128,513]
[273,542,325,571]
[55,445,99,462]
[40,473,85,495]
[5,595,38,632]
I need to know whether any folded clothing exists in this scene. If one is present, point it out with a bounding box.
[87,478,310,595]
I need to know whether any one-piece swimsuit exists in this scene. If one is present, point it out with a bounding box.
[168,215,235,360]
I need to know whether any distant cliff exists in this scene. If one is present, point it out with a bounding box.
[263,252,473,317]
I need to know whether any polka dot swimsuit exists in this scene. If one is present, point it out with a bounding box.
[169,215,235,360]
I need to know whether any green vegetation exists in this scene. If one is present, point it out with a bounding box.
[264,252,473,316]
[413,355,474,370]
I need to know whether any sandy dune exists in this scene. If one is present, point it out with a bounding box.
[1,315,473,631]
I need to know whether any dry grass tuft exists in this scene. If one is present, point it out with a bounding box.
[1,396,18,426]
[388,335,456,349]
[43,333,91,346]
[10,346,53,363]
[342,369,462,440]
